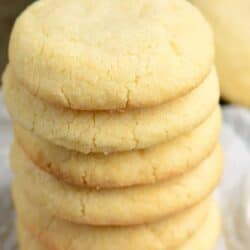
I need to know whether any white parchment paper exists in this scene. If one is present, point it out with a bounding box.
[1,93,250,250]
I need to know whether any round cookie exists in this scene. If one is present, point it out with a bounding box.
[11,142,223,226]
[3,67,219,153]
[9,0,214,110]
[14,108,221,188]
[191,0,250,107]
[17,203,221,250]
[13,187,211,250]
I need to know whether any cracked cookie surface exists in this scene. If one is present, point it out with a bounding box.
[13,188,212,250]
[3,67,219,153]
[9,0,213,110]
[14,108,220,188]
[17,202,221,250]
[11,142,223,226]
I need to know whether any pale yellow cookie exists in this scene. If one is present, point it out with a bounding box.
[14,108,221,188]
[17,202,221,250]
[3,67,219,153]
[191,0,250,107]
[17,224,44,250]
[13,187,211,250]
[9,0,214,110]
[11,142,223,226]
[177,203,221,250]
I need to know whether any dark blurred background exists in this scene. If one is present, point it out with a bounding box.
[0,0,34,81]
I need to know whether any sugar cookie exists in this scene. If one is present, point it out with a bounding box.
[3,67,219,153]
[9,0,213,110]
[11,142,223,225]
[14,108,220,188]
[13,187,211,250]
[17,203,221,250]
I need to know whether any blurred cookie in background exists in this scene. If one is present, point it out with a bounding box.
[191,0,250,108]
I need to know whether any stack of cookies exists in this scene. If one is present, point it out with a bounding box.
[3,0,223,249]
